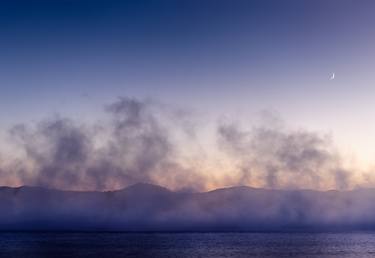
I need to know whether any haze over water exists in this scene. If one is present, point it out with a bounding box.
[1,1,375,257]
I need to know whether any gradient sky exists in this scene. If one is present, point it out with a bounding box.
[1,0,375,167]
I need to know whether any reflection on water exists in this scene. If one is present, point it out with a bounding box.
[1,232,375,257]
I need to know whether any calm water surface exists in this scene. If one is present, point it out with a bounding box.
[1,232,375,257]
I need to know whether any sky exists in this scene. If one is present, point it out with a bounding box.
[0,0,375,190]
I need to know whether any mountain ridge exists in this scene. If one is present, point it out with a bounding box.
[2,182,372,194]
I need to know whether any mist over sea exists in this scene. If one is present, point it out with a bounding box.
[1,232,375,258]
[1,0,375,257]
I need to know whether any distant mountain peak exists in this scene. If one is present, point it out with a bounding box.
[122,182,171,193]
[206,185,259,194]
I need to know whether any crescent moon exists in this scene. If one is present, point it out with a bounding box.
[330,73,335,80]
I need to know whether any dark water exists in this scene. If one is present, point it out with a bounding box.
[1,232,375,257]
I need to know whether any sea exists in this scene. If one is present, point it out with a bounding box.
[1,232,375,257]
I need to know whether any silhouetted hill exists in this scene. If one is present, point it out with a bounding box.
[1,184,375,231]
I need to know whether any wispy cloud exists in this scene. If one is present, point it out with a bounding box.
[0,97,369,191]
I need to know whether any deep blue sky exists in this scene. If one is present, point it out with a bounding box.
[1,0,375,164]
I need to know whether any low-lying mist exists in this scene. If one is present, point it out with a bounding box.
[2,183,375,232]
